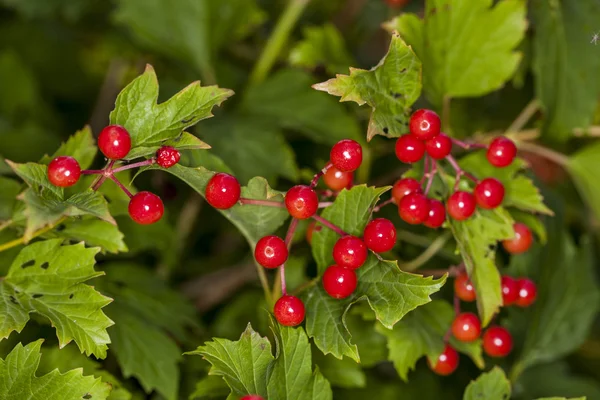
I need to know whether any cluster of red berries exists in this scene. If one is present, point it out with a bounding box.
[47,125,181,225]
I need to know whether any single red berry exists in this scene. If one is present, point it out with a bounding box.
[255,235,288,269]
[47,156,81,187]
[502,223,533,254]
[322,265,357,299]
[474,178,505,209]
[98,125,132,160]
[483,326,513,358]
[451,312,482,342]
[425,133,452,160]
[333,236,368,270]
[306,221,321,245]
[454,272,476,302]
[428,345,459,376]
[399,192,429,225]
[395,134,426,164]
[447,191,476,221]
[128,191,164,225]
[409,109,441,141]
[385,0,410,8]
[392,178,422,204]
[156,146,180,168]
[205,173,241,210]
[501,275,519,306]
[515,278,537,307]
[274,295,305,326]
[487,136,517,167]
[424,199,446,228]
[363,218,397,253]
[241,396,264,400]
[285,185,318,219]
[330,139,363,172]
[323,166,353,191]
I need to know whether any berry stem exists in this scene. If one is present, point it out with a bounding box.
[278,218,300,296]
[112,158,156,173]
[373,198,395,213]
[421,155,430,185]
[239,198,286,207]
[310,162,332,189]
[91,160,115,191]
[311,214,348,236]
[516,141,569,167]
[450,137,486,150]
[81,169,104,175]
[109,175,133,198]
[424,160,437,196]
[505,99,540,134]
[398,231,452,272]
[318,201,334,208]
[446,154,478,190]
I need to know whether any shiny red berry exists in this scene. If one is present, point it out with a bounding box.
[454,272,476,302]
[205,173,241,209]
[425,133,452,160]
[409,109,441,141]
[255,235,288,269]
[424,199,446,228]
[285,185,318,219]
[333,236,368,270]
[323,166,353,191]
[428,345,459,376]
[399,193,429,225]
[391,178,422,204]
[363,218,397,253]
[330,139,363,172]
[241,396,264,400]
[447,191,476,221]
[98,125,132,160]
[128,191,164,225]
[323,265,357,299]
[156,146,180,168]
[274,295,305,326]
[395,134,426,163]
[474,178,505,209]
[501,275,519,306]
[487,136,517,167]
[515,278,537,307]
[502,222,533,254]
[47,156,81,187]
[451,312,481,342]
[483,326,513,357]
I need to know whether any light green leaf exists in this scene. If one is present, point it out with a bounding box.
[54,218,127,254]
[125,131,211,160]
[7,161,63,199]
[390,0,526,105]
[567,142,600,221]
[313,350,366,389]
[448,208,514,325]
[0,340,111,400]
[463,367,511,400]
[41,126,97,170]
[313,33,422,140]
[189,376,230,399]
[0,240,113,358]
[344,311,387,367]
[289,24,354,75]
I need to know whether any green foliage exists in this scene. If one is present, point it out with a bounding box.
[289,24,354,75]
[463,367,511,400]
[567,142,600,222]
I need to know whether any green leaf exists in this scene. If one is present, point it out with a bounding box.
[344,311,387,367]
[0,340,111,400]
[0,240,113,358]
[53,218,127,254]
[313,350,366,389]
[517,361,600,400]
[463,367,511,400]
[313,33,422,140]
[109,65,233,152]
[289,24,354,75]
[531,0,600,142]
[41,126,97,170]
[124,131,210,160]
[390,0,526,105]
[0,176,21,221]
[7,161,63,199]
[448,208,514,325]
[567,142,600,221]
[189,376,230,399]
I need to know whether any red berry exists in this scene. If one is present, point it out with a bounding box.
[501,275,519,306]
[454,272,476,302]
[363,218,397,253]
[285,185,318,219]
[428,345,459,376]
[323,166,353,191]
[385,0,410,8]
[409,109,441,141]
[487,136,517,167]
[424,199,446,228]
[322,265,357,299]
[241,396,264,400]
[451,312,481,342]
[483,326,513,357]
[474,178,505,209]
[425,133,452,160]
[128,191,164,225]
[502,223,533,254]
[205,173,241,210]
[47,156,81,187]
[398,193,429,225]
[255,235,288,269]
[447,191,476,221]
[98,125,132,160]
[156,146,180,168]
[274,295,305,326]
[391,178,422,204]
[333,236,368,270]
[515,278,537,307]
[330,139,363,172]
[395,134,426,164]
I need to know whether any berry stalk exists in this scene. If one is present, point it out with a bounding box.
[311,214,348,236]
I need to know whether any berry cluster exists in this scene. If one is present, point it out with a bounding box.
[47,124,182,225]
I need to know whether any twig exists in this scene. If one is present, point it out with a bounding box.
[505,99,540,134]
[310,162,332,189]
[112,158,156,173]
[311,214,348,236]
[109,175,133,198]
[239,198,285,207]
[516,141,569,167]
[424,160,437,196]
[278,218,300,296]
[398,231,452,272]
[0,216,67,253]
[373,198,395,213]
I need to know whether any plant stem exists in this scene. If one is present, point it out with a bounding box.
[82,169,104,175]
[516,141,569,167]
[424,160,437,196]
[442,96,451,133]
[446,154,479,189]
[109,175,133,198]
[398,231,452,271]
[91,160,115,191]
[311,214,348,236]
[451,137,486,150]
[396,230,460,263]
[373,198,395,213]
[112,158,156,173]
[248,0,311,86]
[0,220,13,233]
[0,216,67,253]
[239,198,285,207]
[318,201,334,208]
[277,218,299,297]
[310,162,332,189]
[505,99,539,134]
